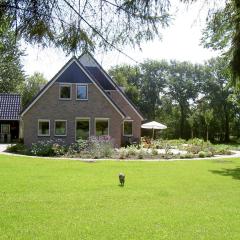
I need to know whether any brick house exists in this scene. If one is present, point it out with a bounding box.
[21,53,144,147]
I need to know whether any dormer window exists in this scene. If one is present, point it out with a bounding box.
[59,84,71,100]
[76,84,88,100]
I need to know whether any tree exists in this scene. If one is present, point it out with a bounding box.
[166,61,202,138]
[203,109,213,141]
[0,0,171,54]
[108,64,141,106]
[201,0,240,87]
[0,17,25,93]
[187,111,197,139]
[138,60,168,119]
[202,58,234,142]
[109,60,168,120]
[21,72,48,107]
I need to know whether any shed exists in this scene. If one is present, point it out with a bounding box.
[0,93,21,143]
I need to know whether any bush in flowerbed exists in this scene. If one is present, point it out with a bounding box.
[153,139,165,149]
[198,151,207,158]
[126,145,139,156]
[119,148,127,159]
[214,145,232,155]
[66,139,88,157]
[138,148,145,159]
[31,139,66,156]
[151,148,158,156]
[180,152,195,159]
[86,136,114,159]
[166,139,186,149]
[7,143,30,155]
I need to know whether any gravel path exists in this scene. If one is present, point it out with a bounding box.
[0,144,10,153]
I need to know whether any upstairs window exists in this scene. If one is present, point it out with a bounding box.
[123,120,133,136]
[76,84,88,100]
[59,84,71,99]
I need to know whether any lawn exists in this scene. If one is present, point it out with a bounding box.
[0,155,240,239]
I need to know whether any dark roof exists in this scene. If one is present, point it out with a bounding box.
[0,94,21,120]
[56,61,92,84]
[86,67,116,90]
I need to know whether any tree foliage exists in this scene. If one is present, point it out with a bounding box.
[0,17,25,93]
[201,0,240,87]
[20,72,48,108]
[0,0,171,54]
[109,57,239,142]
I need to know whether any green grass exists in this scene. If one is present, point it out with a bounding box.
[0,155,240,239]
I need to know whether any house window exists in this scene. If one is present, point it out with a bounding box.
[1,124,10,134]
[59,84,71,99]
[95,119,109,136]
[76,84,88,100]
[76,118,90,140]
[38,120,50,136]
[123,121,133,136]
[55,120,67,136]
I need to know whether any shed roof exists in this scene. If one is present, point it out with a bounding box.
[0,94,21,120]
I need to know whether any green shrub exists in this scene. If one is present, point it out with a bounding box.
[126,145,138,156]
[205,151,213,157]
[31,140,55,156]
[214,145,232,155]
[119,148,127,159]
[164,142,172,159]
[186,145,202,154]
[138,148,145,159]
[87,136,114,158]
[166,139,186,148]
[52,143,67,156]
[151,148,158,156]
[180,153,194,159]
[198,151,206,158]
[30,139,66,156]
[7,143,29,154]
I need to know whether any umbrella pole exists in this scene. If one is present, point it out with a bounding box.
[152,128,154,139]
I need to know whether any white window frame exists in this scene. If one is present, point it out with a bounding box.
[75,117,90,140]
[59,83,72,100]
[123,120,133,137]
[95,118,110,136]
[54,120,67,137]
[76,84,88,100]
[38,119,50,137]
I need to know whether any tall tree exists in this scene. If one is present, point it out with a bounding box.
[0,17,25,93]
[108,64,141,106]
[202,58,234,142]
[139,60,168,119]
[203,109,213,142]
[166,61,202,138]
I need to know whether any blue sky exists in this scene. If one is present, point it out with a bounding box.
[22,1,220,80]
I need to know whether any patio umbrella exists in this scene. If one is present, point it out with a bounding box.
[141,121,167,139]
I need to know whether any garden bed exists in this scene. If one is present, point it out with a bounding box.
[6,138,237,160]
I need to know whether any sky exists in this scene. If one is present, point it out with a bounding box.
[21,1,220,80]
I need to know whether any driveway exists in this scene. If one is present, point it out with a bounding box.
[0,144,10,152]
